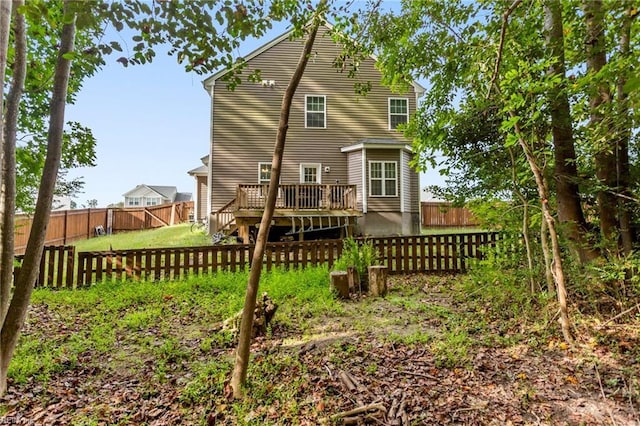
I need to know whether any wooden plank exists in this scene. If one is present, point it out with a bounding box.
[105,251,113,283]
[95,255,103,283]
[435,236,442,272]
[66,246,75,288]
[172,250,180,280]
[403,237,410,273]
[115,253,124,281]
[53,246,63,288]
[154,249,163,281]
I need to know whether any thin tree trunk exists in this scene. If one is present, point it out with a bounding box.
[508,148,535,292]
[514,117,572,343]
[1,0,26,326]
[230,18,322,399]
[615,9,636,256]
[543,0,598,264]
[540,217,555,294]
[0,3,76,395]
[583,0,617,250]
[496,0,572,343]
[0,0,14,327]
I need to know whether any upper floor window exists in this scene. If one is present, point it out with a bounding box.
[127,197,141,206]
[145,197,161,206]
[369,161,397,197]
[388,98,408,130]
[305,95,326,128]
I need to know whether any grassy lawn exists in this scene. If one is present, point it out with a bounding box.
[421,226,485,235]
[3,268,638,425]
[73,223,211,252]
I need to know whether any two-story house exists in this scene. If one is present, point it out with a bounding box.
[195,24,424,241]
[123,184,192,208]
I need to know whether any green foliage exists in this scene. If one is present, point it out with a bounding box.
[333,237,379,278]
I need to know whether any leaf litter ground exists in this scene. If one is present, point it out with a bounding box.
[2,274,639,425]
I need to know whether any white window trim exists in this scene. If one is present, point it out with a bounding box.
[388,97,409,131]
[305,95,327,129]
[368,160,398,197]
[258,162,272,184]
[299,163,322,184]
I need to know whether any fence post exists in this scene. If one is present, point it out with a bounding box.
[66,246,75,288]
[63,210,68,245]
[86,208,91,239]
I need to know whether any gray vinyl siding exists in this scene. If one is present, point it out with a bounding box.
[196,176,207,220]
[366,149,401,212]
[346,151,363,210]
[209,26,417,211]
[401,151,415,213]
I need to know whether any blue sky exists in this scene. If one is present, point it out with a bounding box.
[65,19,444,207]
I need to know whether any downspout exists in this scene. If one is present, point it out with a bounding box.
[207,83,215,230]
[361,147,367,214]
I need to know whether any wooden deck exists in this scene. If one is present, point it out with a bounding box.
[221,184,361,241]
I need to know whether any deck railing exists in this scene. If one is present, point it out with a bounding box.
[211,198,236,234]
[236,184,357,210]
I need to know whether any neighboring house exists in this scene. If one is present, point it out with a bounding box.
[123,184,192,208]
[194,24,424,241]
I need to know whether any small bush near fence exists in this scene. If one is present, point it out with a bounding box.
[13,233,504,289]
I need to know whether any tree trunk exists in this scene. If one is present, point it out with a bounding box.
[514,118,572,343]
[230,18,321,399]
[0,3,76,395]
[543,0,598,264]
[0,0,13,328]
[1,0,26,325]
[583,0,618,251]
[614,9,636,256]
[508,148,535,292]
[540,217,555,294]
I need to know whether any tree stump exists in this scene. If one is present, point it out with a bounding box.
[347,266,360,293]
[330,271,350,299]
[368,265,388,297]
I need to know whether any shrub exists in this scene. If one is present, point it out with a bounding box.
[333,237,380,278]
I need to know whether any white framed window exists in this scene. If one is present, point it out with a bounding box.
[258,162,272,197]
[369,161,397,197]
[300,163,321,184]
[258,162,272,184]
[145,197,161,206]
[127,197,141,207]
[305,95,326,128]
[388,98,408,130]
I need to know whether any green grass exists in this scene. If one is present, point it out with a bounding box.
[421,227,485,235]
[12,266,340,387]
[73,223,211,251]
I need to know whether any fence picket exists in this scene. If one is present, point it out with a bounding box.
[15,233,502,288]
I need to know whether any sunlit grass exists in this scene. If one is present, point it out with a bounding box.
[73,223,211,251]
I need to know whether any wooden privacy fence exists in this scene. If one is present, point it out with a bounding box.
[15,233,504,289]
[14,201,193,255]
[421,202,477,227]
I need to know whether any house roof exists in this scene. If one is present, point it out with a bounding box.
[340,138,413,153]
[187,165,207,176]
[123,184,176,199]
[202,23,426,96]
[147,185,177,199]
[174,192,193,202]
